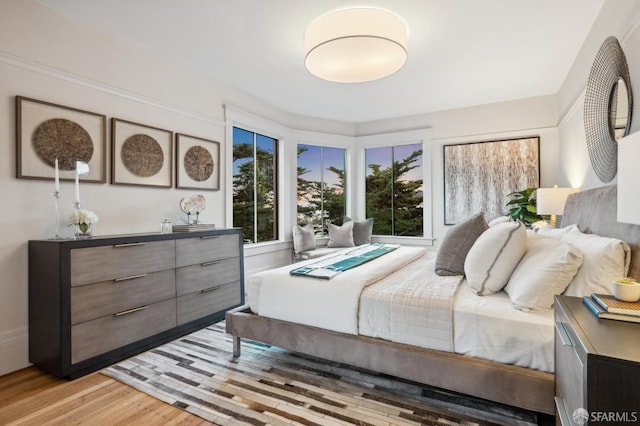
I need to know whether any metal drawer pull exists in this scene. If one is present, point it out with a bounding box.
[113,273,148,282]
[113,242,147,248]
[201,285,223,293]
[114,305,149,317]
[200,236,218,240]
[201,260,222,267]
[555,321,573,347]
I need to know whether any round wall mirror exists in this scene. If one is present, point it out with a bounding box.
[584,36,633,183]
[609,77,631,141]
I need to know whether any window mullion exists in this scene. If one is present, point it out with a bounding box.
[253,134,258,243]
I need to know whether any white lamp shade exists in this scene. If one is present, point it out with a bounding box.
[537,187,580,215]
[304,8,408,83]
[618,131,640,225]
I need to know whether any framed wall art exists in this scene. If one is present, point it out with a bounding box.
[15,96,106,183]
[175,133,220,190]
[443,136,540,225]
[111,118,173,188]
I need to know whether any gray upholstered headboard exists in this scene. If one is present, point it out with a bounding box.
[561,185,640,280]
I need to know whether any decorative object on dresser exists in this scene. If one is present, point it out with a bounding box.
[174,194,215,231]
[443,137,540,225]
[584,36,633,183]
[175,133,220,190]
[610,277,640,302]
[15,96,107,183]
[554,296,640,424]
[68,209,99,237]
[582,296,640,323]
[28,228,244,379]
[111,118,173,188]
[536,185,580,227]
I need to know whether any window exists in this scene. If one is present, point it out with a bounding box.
[232,127,278,243]
[297,144,346,235]
[365,143,423,236]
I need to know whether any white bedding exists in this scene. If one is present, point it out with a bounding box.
[359,252,463,352]
[253,246,426,334]
[453,283,554,372]
[248,248,555,373]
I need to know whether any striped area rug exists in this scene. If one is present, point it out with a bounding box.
[102,323,539,426]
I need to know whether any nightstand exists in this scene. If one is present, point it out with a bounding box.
[554,296,640,425]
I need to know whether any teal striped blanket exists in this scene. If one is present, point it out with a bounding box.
[290,243,399,279]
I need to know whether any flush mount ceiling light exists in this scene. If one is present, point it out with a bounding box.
[304,8,408,83]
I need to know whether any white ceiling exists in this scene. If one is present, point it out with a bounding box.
[35,0,605,123]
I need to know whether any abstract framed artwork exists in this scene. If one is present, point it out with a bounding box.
[15,96,107,183]
[443,136,540,225]
[111,118,173,188]
[175,133,220,190]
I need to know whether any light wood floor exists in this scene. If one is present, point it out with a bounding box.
[0,367,214,425]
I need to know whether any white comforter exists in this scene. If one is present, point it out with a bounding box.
[359,252,463,352]
[255,245,426,334]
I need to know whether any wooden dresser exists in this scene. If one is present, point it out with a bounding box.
[29,228,244,379]
[554,296,640,425]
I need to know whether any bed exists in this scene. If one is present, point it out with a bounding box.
[226,185,640,415]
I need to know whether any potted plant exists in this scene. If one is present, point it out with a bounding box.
[506,187,549,226]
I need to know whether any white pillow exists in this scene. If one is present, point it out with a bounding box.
[327,221,355,248]
[537,224,578,239]
[505,236,583,310]
[292,224,315,254]
[488,216,511,227]
[561,228,631,297]
[465,221,527,295]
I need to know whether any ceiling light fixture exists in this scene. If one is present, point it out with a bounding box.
[304,8,408,83]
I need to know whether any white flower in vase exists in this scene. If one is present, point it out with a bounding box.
[69,209,99,234]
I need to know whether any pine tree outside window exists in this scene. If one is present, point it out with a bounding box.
[365,143,423,236]
[232,127,278,244]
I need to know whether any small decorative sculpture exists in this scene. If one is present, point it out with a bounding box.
[180,194,206,224]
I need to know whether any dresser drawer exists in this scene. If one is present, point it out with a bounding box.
[71,269,176,325]
[71,240,175,286]
[176,257,241,296]
[554,320,585,423]
[71,299,176,364]
[176,234,239,267]
[177,281,241,325]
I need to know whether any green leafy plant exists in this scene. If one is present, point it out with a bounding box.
[506,188,549,225]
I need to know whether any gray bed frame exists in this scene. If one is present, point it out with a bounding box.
[226,185,640,415]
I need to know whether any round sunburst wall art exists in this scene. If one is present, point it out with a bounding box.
[32,118,93,169]
[584,36,633,183]
[184,145,214,182]
[121,134,164,177]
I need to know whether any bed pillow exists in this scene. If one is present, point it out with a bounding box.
[560,228,631,296]
[465,221,527,295]
[327,221,355,248]
[488,215,511,227]
[505,236,583,310]
[435,212,488,276]
[344,216,374,245]
[292,224,315,254]
[537,224,578,239]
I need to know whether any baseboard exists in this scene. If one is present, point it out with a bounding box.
[0,327,30,377]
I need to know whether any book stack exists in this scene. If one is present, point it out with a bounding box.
[582,293,640,323]
[172,224,216,232]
